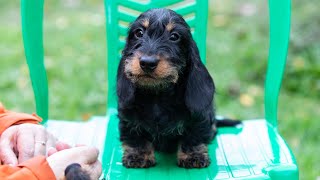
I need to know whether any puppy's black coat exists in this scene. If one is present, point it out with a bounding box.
[117,8,239,168]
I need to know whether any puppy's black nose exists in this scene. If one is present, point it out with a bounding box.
[139,55,159,73]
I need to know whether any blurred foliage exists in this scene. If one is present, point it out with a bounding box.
[287,0,320,99]
[0,0,319,179]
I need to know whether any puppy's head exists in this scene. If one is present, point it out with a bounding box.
[122,8,192,88]
[118,8,214,111]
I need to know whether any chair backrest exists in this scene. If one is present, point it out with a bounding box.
[21,0,290,129]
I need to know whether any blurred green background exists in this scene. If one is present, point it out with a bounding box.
[0,0,319,179]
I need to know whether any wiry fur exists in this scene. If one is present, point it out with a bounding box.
[117,8,239,168]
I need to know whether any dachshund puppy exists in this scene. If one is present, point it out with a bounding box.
[117,8,239,169]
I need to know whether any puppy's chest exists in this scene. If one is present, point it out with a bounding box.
[131,96,189,135]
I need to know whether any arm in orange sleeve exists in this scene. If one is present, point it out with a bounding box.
[0,156,55,180]
[0,103,54,179]
[0,102,42,135]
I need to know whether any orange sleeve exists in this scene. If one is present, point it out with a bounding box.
[0,102,42,135]
[0,156,55,180]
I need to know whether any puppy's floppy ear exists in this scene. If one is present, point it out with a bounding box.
[117,59,135,108]
[185,40,215,112]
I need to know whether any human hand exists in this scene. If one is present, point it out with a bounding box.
[47,146,102,180]
[0,124,57,165]
[47,141,89,157]
[47,141,72,156]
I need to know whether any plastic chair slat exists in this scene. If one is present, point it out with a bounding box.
[21,0,48,123]
[265,0,291,128]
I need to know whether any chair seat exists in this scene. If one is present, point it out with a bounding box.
[46,109,298,180]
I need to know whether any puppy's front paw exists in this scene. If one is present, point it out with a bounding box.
[122,153,156,168]
[177,144,210,168]
[122,143,156,168]
[177,152,210,168]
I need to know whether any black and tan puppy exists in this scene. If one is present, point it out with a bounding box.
[117,8,239,169]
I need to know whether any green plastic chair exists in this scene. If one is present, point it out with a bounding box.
[21,0,298,179]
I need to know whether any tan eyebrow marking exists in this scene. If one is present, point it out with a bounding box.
[142,18,149,28]
[166,21,175,31]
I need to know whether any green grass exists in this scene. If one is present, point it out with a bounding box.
[0,0,319,179]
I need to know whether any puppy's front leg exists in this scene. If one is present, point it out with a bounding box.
[177,143,210,168]
[122,142,156,168]
[119,116,156,168]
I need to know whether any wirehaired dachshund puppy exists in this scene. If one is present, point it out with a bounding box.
[117,8,239,169]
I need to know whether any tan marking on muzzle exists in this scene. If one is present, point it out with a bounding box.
[155,57,179,83]
[124,53,179,87]
[124,52,143,81]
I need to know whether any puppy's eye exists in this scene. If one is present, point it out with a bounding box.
[134,29,144,38]
[169,33,180,41]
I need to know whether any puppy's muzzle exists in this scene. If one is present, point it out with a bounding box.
[139,55,159,73]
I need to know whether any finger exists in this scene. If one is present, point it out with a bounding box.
[46,133,57,156]
[78,147,100,164]
[34,126,47,157]
[47,133,58,148]
[75,144,86,147]
[0,140,18,165]
[85,160,102,180]
[57,146,99,164]
[47,147,58,156]
[0,127,18,165]
[56,141,72,151]
[17,128,35,163]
